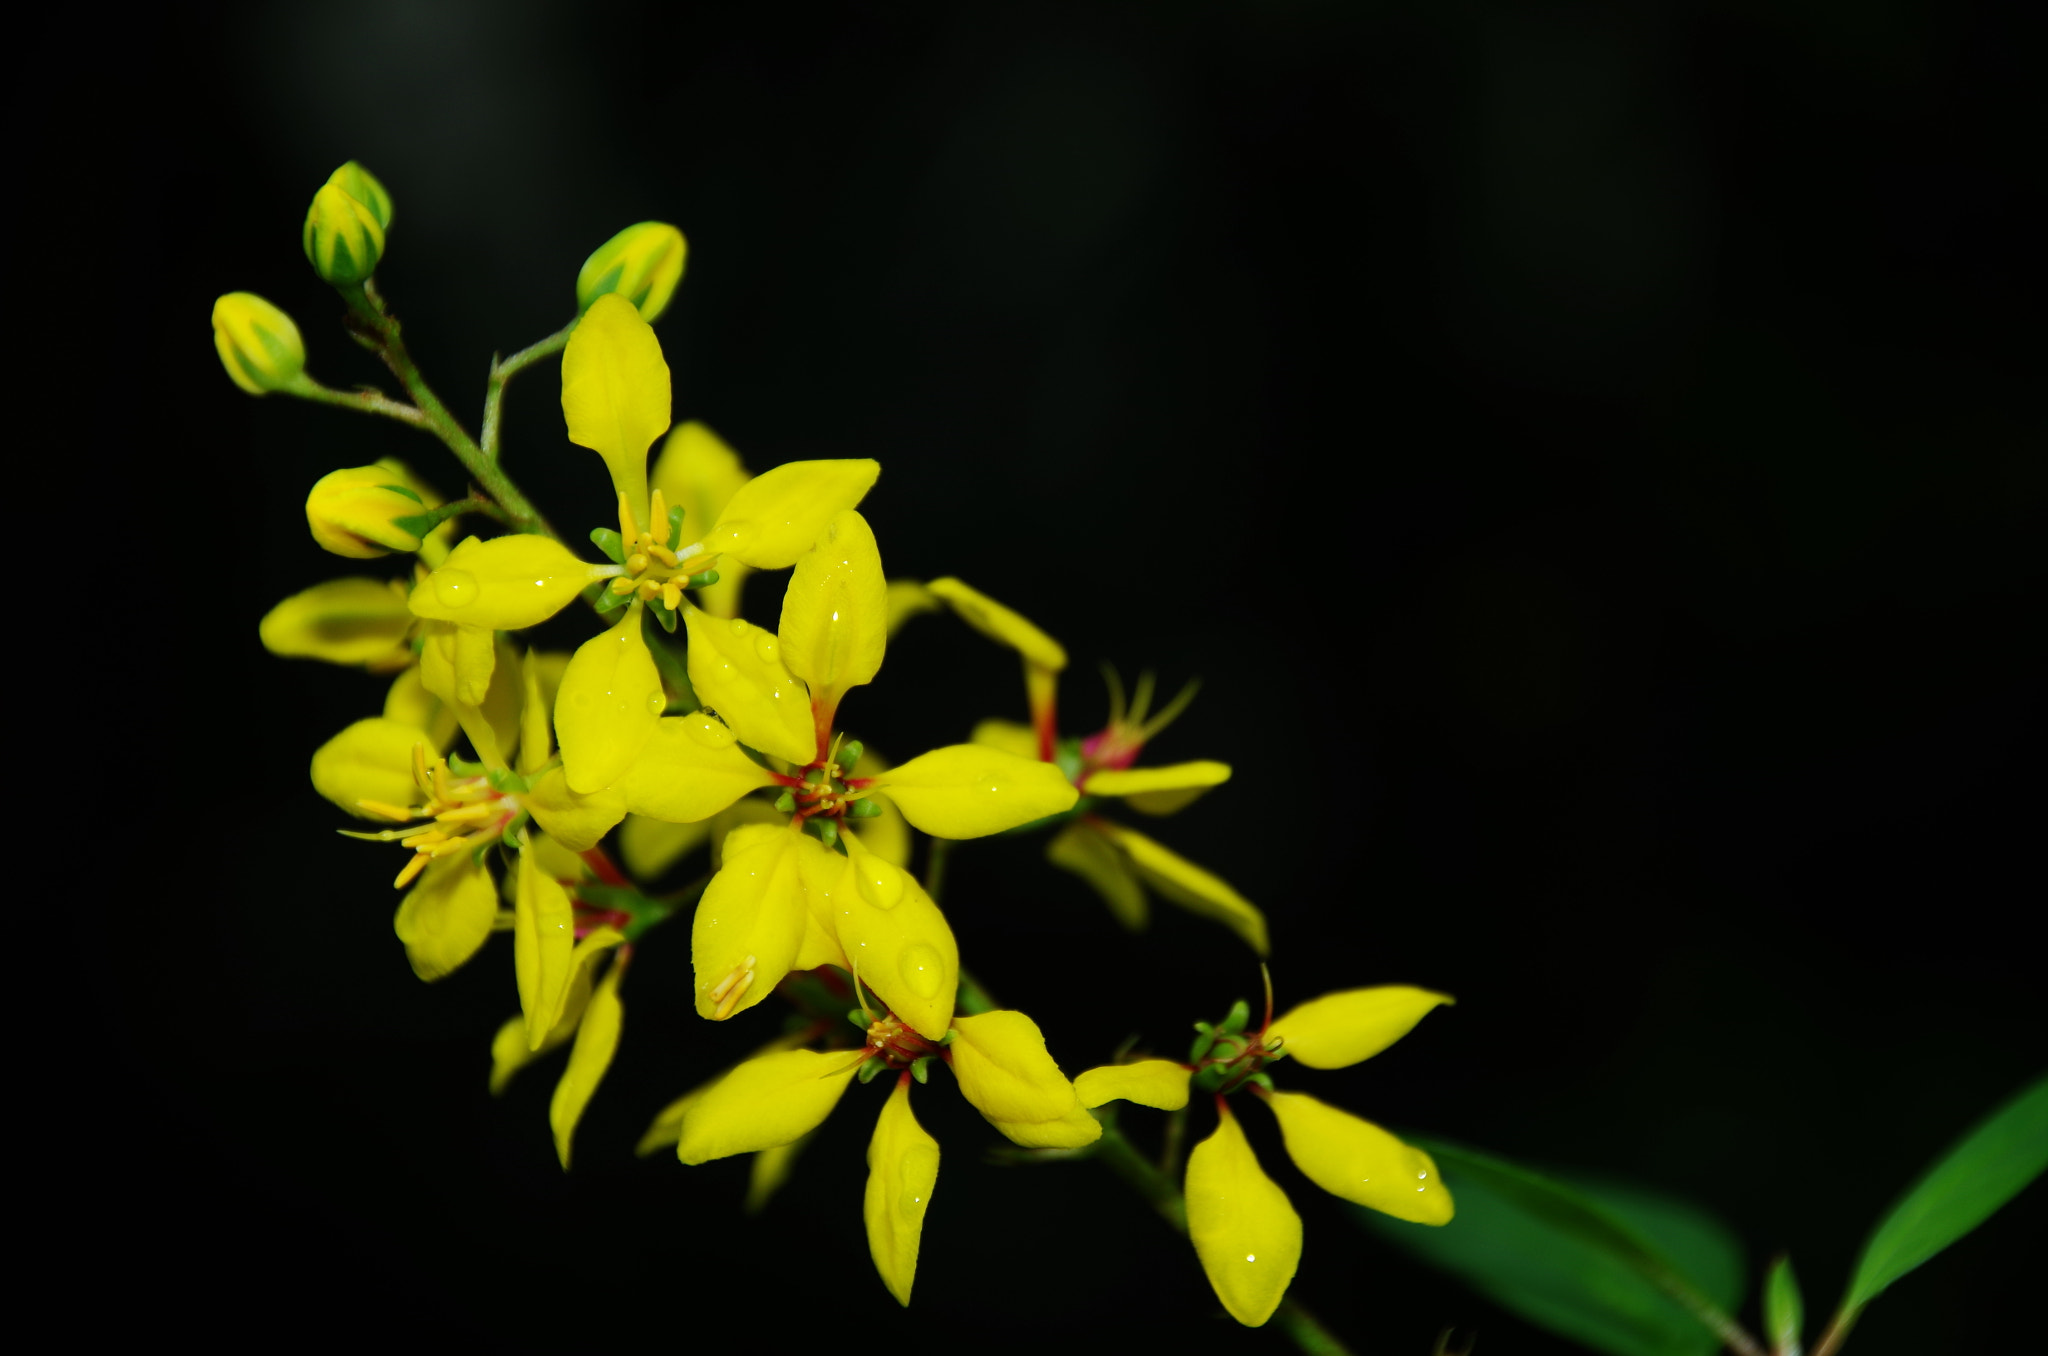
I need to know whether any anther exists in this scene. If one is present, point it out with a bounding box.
[393,854,431,890]
[626,552,650,575]
[649,543,678,567]
[355,799,417,822]
[609,577,637,596]
[661,579,681,611]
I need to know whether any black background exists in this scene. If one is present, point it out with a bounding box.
[40,2,2042,1352]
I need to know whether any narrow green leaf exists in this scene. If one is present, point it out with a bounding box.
[1763,1255,1802,1355]
[1361,1138,1745,1356]
[1843,1071,2048,1313]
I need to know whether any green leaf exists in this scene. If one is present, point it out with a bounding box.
[1763,1255,1802,1355]
[1360,1138,1746,1356]
[1843,1071,2048,1313]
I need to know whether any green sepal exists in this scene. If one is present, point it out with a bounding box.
[1763,1255,1803,1355]
[447,753,485,776]
[594,584,630,615]
[856,1055,887,1084]
[837,740,864,772]
[846,798,881,819]
[937,1029,957,1046]
[1188,1021,1218,1064]
[910,1056,932,1085]
[811,818,840,850]
[1242,1071,1274,1092]
[1189,1063,1226,1095]
[773,791,796,813]
[666,505,685,551]
[847,1009,875,1029]
[485,767,531,795]
[689,569,720,589]
[1053,736,1084,784]
[589,527,626,566]
[652,600,678,633]
[1219,999,1251,1036]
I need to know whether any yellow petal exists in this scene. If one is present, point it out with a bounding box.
[866,744,1078,839]
[865,1077,940,1306]
[947,1010,1080,1126]
[1095,821,1268,955]
[842,747,912,868]
[885,579,939,638]
[679,602,816,765]
[515,842,577,1049]
[490,1009,574,1096]
[1045,821,1147,931]
[517,652,553,776]
[383,665,459,752]
[988,1101,1103,1150]
[310,718,429,819]
[417,624,522,770]
[1075,1059,1191,1111]
[1264,986,1453,1070]
[778,508,887,709]
[710,799,786,867]
[651,420,752,618]
[452,620,496,707]
[925,577,1067,670]
[636,1027,815,1155]
[1264,1091,1452,1225]
[967,718,1038,761]
[677,1048,859,1165]
[690,825,812,1021]
[556,605,663,793]
[527,830,592,884]
[619,813,712,881]
[699,458,880,570]
[789,831,855,974]
[393,854,498,981]
[551,954,627,1170]
[615,713,777,822]
[524,768,628,852]
[259,576,413,669]
[561,292,670,521]
[1087,760,1232,817]
[747,1133,812,1215]
[1186,1102,1302,1327]
[410,533,611,631]
[810,831,958,1039]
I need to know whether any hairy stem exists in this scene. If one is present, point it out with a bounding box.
[482,322,575,459]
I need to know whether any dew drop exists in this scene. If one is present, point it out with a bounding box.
[898,943,944,999]
[856,860,904,910]
[753,634,779,664]
[727,617,750,635]
[684,716,736,750]
[647,692,666,716]
[432,568,478,608]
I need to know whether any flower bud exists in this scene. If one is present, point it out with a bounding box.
[576,222,687,322]
[211,292,306,394]
[306,464,429,558]
[325,160,393,231]
[303,181,386,285]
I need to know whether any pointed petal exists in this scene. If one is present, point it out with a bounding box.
[680,602,816,765]
[1264,1090,1452,1225]
[557,605,663,793]
[690,825,810,1021]
[410,533,611,631]
[650,421,752,618]
[1086,760,1232,817]
[1095,821,1268,955]
[967,718,1039,761]
[885,579,939,637]
[1186,1102,1302,1327]
[393,854,498,981]
[924,577,1067,670]
[515,843,577,1049]
[260,576,414,668]
[988,1102,1103,1149]
[1075,1059,1191,1111]
[417,623,522,770]
[699,458,880,570]
[383,666,460,754]
[635,1027,814,1155]
[676,1048,860,1164]
[524,768,628,853]
[551,954,628,1170]
[810,831,958,1039]
[947,1010,1081,1125]
[615,713,778,822]
[865,1079,941,1305]
[1046,821,1148,931]
[779,508,887,708]
[747,1132,813,1214]
[561,293,670,520]
[517,651,553,776]
[867,744,1078,839]
[1264,986,1453,1070]
[847,747,912,868]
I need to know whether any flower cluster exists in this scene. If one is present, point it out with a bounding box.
[229,160,1460,1327]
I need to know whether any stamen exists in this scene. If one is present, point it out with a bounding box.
[661,579,681,611]
[616,491,639,547]
[1129,670,1156,726]
[435,802,500,826]
[609,577,637,596]
[1100,663,1128,728]
[711,957,757,1019]
[626,552,650,575]
[1139,676,1203,742]
[411,742,432,798]
[355,799,417,822]
[648,543,679,567]
[393,853,431,890]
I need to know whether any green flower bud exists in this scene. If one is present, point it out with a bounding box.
[303,181,386,286]
[576,221,687,322]
[326,161,393,231]
[305,464,428,558]
[211,291,306,395]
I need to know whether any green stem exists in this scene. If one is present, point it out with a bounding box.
[338,280,557,539]
[482,322,576,460]
[1809,1306,1859,1356]
[1160,1103,1187,1178]
[286,375,429,426]
[925,836,953,905]
[1643,1264,1767,1356]
[1092,1124,1354,1356]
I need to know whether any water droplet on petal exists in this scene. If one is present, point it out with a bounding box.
[753,634,779,664]
[647,692,667,716]
[432,569,478,608]
[684,716,736,750]
[898,943,943,999]
[855,858,904,910]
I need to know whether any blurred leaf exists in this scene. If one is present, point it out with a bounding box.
[1843,1071,2048,1313]
[1763,1255,1803,1355]
[1359,1138,1745,1356]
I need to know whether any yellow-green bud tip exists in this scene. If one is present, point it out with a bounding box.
[305,465,428,558]
[326,161,393,231]
[211,291,306,395]
[577,221,687,322]
[303,180,387,286]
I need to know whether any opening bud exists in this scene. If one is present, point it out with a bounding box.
[326,161,393,231]
[577,222,688,322]
[303,180,387,286]
[211,292,306,395]
[306,465,430,558]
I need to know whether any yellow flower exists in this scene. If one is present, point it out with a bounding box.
[1078,983,1456,1326]
[916,578,1265,952]
[670,998,1095,1306]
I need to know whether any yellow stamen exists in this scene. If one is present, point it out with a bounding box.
[649,542,678,568]
[648,488,667,540]
[411,742,432,798]
[609,577,637,595]
[617,490,639,546]
[661,579,681,611]
[393,853,431,890]
[626,552,649,575]
[435,802,501,826]
[637,579,661,602]
[355,799,417,822]
[714,968,754,1019]
[429,834,476,859]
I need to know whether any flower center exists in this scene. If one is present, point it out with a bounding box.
[605,487,719,611]
[864,1013,939,1070]
[347,743,520,888]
